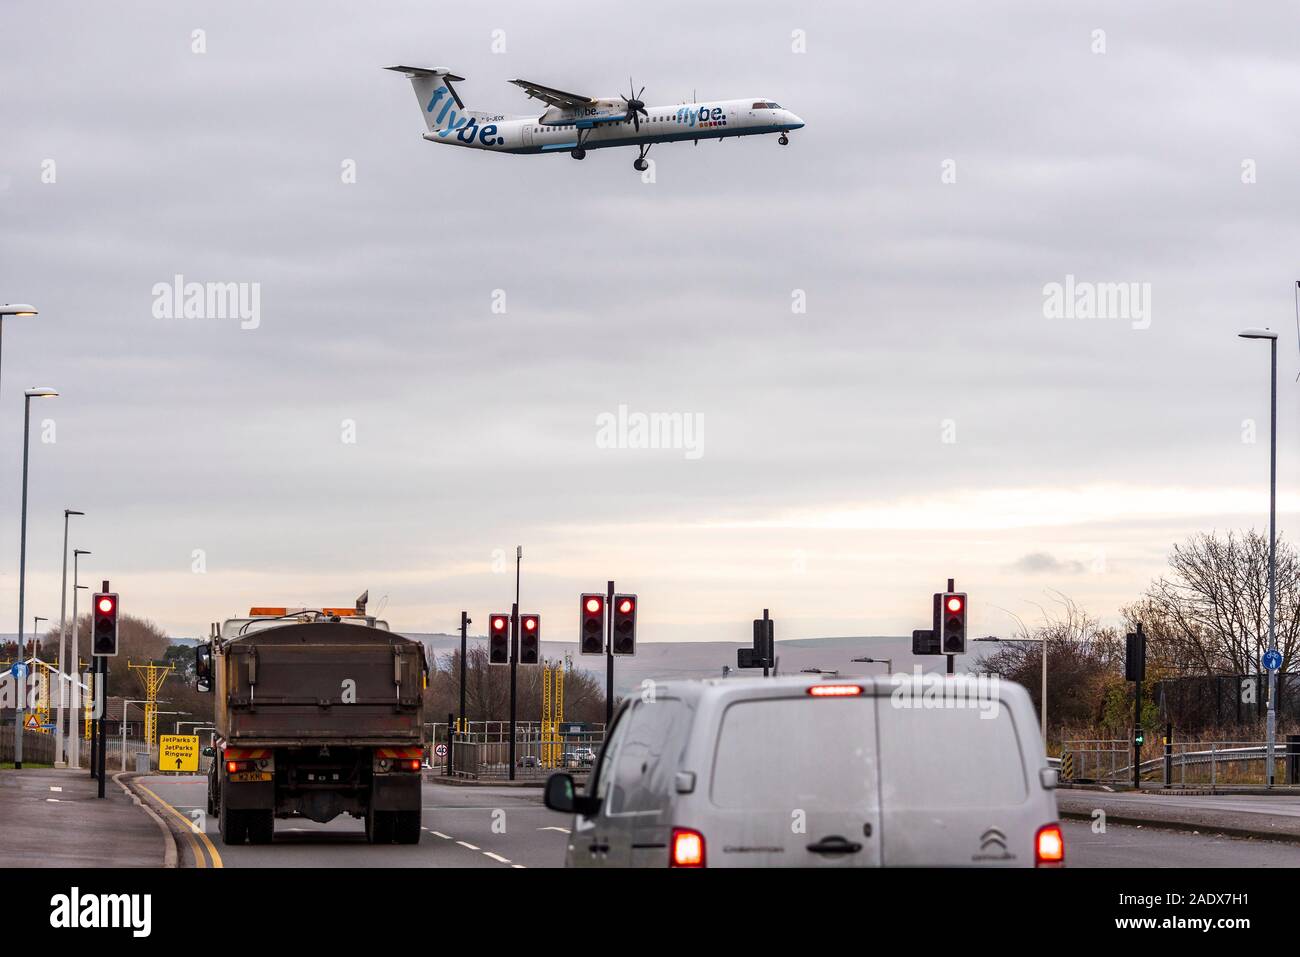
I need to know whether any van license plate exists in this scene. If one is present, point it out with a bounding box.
[230,771,271,782]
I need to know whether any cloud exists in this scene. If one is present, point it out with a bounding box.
[1010,553,1087,576]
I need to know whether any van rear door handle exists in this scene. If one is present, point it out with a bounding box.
[807,836,863,855]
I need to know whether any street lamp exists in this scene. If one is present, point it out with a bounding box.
[1239,326,1279,786]
[852,656,893,673]
[13,387,57,770]
[54,509,84,766]
[0,304,39,399]
[68,551,90,768]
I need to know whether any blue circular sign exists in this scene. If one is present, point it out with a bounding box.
[1263,649,1283,671]
[10,661,27,679]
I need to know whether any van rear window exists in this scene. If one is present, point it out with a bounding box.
[877,704,1028,807]
[710,698,876,810]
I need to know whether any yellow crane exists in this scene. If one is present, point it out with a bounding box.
[128,660,175,749]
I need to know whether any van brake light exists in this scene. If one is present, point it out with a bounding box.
[807,684,863,697]
[1035,824,1064,866]
[670,828,705,868]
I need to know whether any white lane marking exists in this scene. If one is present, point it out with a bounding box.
[431,831,452,840]
[484,852,510,864]
[46,798,60,803]
[49,786,62,792]
[538,826,570,834]
[456,840,480,851]
[512,864,526,869]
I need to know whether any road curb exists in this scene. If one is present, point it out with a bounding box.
[1058,807,1300,845]
[117,771,179,868]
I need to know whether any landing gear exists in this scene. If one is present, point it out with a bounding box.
[570,148,586,160]
[633,143,652,172]
[778,133,789,145]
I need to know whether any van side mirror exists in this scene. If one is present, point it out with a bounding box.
[544,773,601,817]
[1040,767,1059,789]
[201,746,215,758]
[195,676,212,693]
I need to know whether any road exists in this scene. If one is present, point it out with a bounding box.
[1063,820,1300,867]
[135,774,569,868]
[133,774,1300,868]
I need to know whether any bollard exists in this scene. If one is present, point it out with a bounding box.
[1164,723,1172,788]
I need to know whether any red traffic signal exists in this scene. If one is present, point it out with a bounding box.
[580,594,605,655]
[489,613,510,665]
[520,614,540,665]
[612,593,637,656]
[940,592,967,654]
[91,591,120,657]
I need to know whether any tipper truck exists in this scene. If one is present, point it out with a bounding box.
[194,598,428,846]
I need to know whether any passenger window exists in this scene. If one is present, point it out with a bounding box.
[589,704,632,802]
[605,699,692,816]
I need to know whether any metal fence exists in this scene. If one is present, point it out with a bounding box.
[429,720,605,781]
[1156,673,1300,730]
[1061,736,1300,789]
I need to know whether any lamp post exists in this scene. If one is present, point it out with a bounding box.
[852,656,893,673]
[1239,327,1279,786]
[68,552,90,768]
[54,509,84,766]
[0,304,39,399]
[14,387,57,769]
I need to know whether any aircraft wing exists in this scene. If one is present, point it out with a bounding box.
[509,78,596,109]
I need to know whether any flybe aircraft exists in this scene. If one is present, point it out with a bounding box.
[385,66,804,171]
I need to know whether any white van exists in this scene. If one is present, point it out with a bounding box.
[543,674,1063,867]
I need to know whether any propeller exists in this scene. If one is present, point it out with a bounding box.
[620,76,648,131]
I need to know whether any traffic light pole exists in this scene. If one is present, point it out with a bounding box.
[458,611,468,734]
[95,655,107,798]
[509,601,518,782]
[762,608,770,678]
[605,580,615,727]
[946,578,955,676]
[1133,622,1143,792]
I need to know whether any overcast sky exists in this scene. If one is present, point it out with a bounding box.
[0,0,1297,644]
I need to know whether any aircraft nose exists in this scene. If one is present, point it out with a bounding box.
[785,110,805,130]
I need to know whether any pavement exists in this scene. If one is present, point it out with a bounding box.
[130,774,570,868]
[0,767,173,867]
[1058,789,1300,842]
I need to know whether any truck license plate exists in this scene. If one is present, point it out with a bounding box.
[230,771,271,782]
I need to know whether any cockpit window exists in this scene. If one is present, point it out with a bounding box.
[753,101,781,110]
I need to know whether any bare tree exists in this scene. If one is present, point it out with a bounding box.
[1136,530,1300,675]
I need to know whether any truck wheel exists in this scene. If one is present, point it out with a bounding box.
[366,808,394,844]
[247,810,274,845]
[219,802,247,845]
[394,811,421,845]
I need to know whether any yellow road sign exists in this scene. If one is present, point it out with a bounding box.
[159,734,199,773]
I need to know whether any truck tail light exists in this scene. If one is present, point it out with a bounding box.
[1035,824,1064,866]
[670,828,706,868]
[226,760,246,774]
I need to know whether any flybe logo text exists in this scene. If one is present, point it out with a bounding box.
[676,106,727,128]
[426,87,503,145]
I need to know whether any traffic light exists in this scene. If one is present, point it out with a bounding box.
[91,592,120,657]
[520,614,540,665]
[489,613,510,665]
[580,594,605,655]
[612,594,637,656]
[939,592,967,654]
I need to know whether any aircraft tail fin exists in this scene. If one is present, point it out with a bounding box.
[385,66,469,132]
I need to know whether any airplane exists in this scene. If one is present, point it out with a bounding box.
[384,66,804,171]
